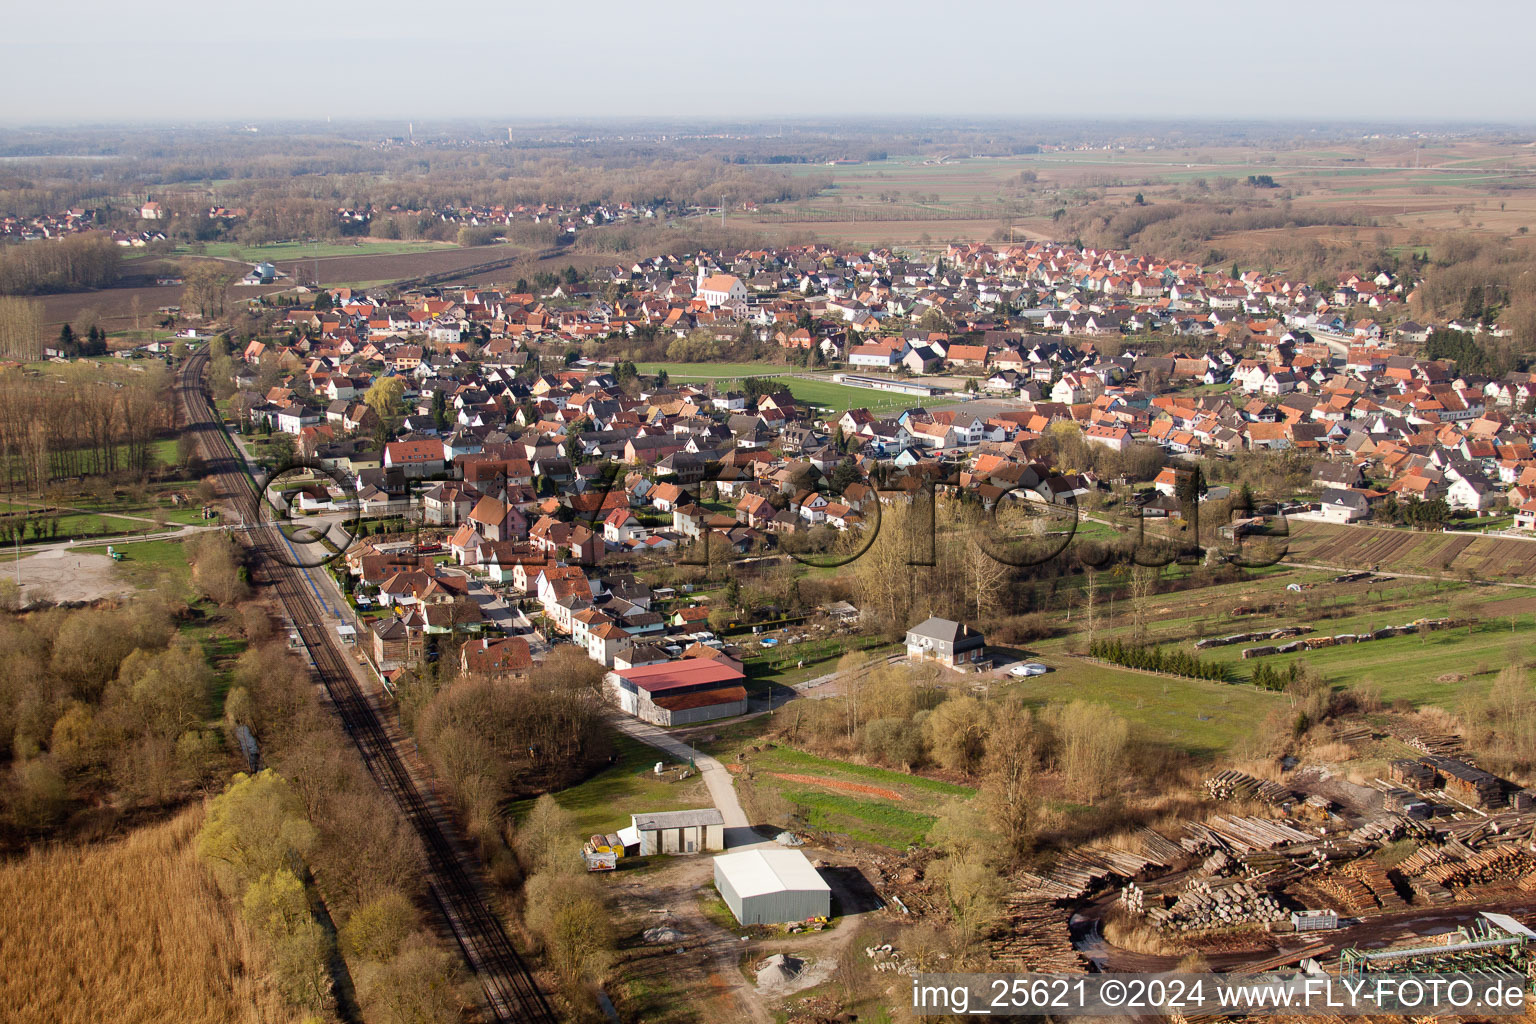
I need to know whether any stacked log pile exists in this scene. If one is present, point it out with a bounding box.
[1184,815,1314,854]
[1240,619,1467,659]
[1015,837,1180,900]
[1411,878,1456,905]
[993,895,1085,972]
[1142,876,1286,932]
[1350,815,1431,844]
[1388,723,1465,758]
[1420,844,1529,889]
[1331,724,1374,749]
[1346,860,1408,911]
[1438,814,1536,845]
[1313,872,1377,914]
[1396,845,1450,877]
[1136,828,1185,866]
[1204,769,1293,805]
[1240,850,1293,883]
[1196,626,1311,650]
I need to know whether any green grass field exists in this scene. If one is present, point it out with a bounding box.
[630,365,923,414]
[726,743,974,849]
[510,733,710,840]
[149,240,458,262]
[1030,557,1534,713]
[758,377,922,415]
[742,636,898,689]
[631,362,791,380]
[79,537,193,597]
[774,789,938,847]
[1001,659,1288,759]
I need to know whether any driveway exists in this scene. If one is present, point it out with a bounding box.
[605,713,768,849]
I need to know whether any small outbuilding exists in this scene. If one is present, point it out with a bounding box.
[1291,909,1339,932]
[713,849,832,925]
[632,808,724,855]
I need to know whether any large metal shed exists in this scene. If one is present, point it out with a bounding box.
[713,849,831,925]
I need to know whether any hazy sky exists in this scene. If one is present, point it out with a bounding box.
[7,0,1536,124]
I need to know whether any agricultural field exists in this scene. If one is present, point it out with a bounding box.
[268,241,526,287]
[1285,520,1536,581]
[1031,558,1536,712]
[0,807,284,1024]
[42,242,528,331]
[735,140,1536,254]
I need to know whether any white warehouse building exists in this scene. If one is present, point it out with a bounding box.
[713,849,831,925]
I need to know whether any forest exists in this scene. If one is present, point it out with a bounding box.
[0,233,120,295]
[0,366,173,490]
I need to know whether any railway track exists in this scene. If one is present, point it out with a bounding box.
[175,350,556,1024]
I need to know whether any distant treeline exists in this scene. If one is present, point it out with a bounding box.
[0,233,120,295]
[1062,199,1379,253]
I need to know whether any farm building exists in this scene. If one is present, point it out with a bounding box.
[604,659,748,725]
[904,616,986,668]
[631,809,724,855]
[713,849,832,925]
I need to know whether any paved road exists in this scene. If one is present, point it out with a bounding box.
[18,521,214,556]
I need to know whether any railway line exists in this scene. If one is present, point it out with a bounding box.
[174,350,556,1024]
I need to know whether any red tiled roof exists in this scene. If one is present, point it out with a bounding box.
[613,659,744,693]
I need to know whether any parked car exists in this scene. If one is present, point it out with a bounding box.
[1009,661,1048,677]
